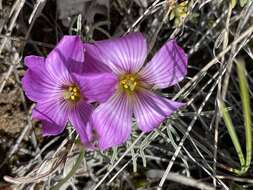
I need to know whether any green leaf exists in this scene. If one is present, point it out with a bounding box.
[231,0,237,8]
[240,0,248,7]
[169,11,175,20]
[236,59,252,173]
[220,102,245,169]
[219,59,252,175]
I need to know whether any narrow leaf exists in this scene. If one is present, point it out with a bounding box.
[231,0,237,8]
[219,102,245,168]
[236,59,252,173]
[240,0,248,7]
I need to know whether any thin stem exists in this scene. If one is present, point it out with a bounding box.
[93,133,144,190]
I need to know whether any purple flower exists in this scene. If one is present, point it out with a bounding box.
[22,36,117,146]
[84,32,188,150]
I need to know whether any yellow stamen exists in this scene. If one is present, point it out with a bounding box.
[64,85,81,102]
[119,74,138,93]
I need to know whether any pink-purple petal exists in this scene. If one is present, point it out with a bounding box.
[90,32,147,74]
[45,36,86,86]
[133,89,184,132]
[40,120,66,136]
[32,100,69,136]
[22,56,61,102]
[22,70,57,102]
[24,55,45,69]
[69,100,93,147]
[92,91,132,150]
[47,36,85,73]
[73,73,118,103]
[139,40,188,88]
[83,43,111,73]
[45,52,74,86]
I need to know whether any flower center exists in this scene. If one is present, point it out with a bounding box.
[64,85,81,102]
[120,74,138,92]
